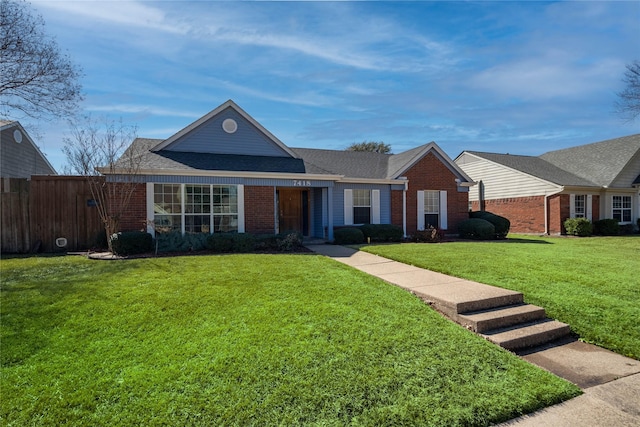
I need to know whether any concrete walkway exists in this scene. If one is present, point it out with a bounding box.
[306,244,640,426]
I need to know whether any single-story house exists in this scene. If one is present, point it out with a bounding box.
[1,120,57,178]
[108,100,474,240]
[455,134,640,234]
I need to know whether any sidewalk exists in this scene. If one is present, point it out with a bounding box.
[306,244,640,426]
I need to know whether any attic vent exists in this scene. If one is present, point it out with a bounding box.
[222,118,238,134]
[13,129,22,143]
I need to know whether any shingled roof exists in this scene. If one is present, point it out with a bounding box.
[464,151,596,187]
[465,134,640,188]
[539,134,640,187]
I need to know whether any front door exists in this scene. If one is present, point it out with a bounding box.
[278,189,308,235]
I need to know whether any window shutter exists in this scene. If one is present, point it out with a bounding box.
[371,190,380,224]
[417,191,425,230]
[569,194,576,218]
[344,189,353,225]
[586,194,593,221]
[439,190,448,230]
[237,185,245,233]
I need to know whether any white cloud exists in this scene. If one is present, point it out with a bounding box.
[33,0,188,34]
[86,104,200,119]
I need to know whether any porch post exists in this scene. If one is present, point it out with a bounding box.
[327,186,334,240]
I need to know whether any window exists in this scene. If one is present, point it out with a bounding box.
[213,185,238,232]
[424,190,440,228]
[574,195,586,218]
[153,184,240,233]
[154,184,182,231]
[417,190,447,230]
[352,189,371,224]
[612,195,632,223]
[185,185,211,233]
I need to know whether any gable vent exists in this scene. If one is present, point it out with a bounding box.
[222,118,238,134]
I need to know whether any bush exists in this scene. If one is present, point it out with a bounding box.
[155,231,208,253]
[458,218,495,240]
[359,224,403,242]
[470,211,510,239]
[411,227,443,243]
[564,218,593,237]
[276,231,303,252]
[593,219,620,236]
[206,233,256,253]
[334,227,365,245]
[110,231,153,256]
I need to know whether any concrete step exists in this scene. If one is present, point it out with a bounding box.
[481,319,571,351]
[457,304,547,333]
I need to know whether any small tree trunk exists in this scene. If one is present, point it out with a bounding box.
[105,218,119,253]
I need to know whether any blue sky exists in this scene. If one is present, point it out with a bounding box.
[23,0,640,172]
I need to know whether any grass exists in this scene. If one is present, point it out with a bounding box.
[360,235,640,360]
[0,254,580,426]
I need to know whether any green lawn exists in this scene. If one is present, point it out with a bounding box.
[360,235,640,360]
[1,254,579,426]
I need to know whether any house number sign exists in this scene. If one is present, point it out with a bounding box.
[292,180,312,187]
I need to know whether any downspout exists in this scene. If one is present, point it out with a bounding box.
[544,188,564,235]
[401,177,408,238]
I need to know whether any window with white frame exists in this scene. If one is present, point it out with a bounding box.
[185,185,211,233]
[424,190,440,228]
[574,195,586,218]
[612,195,632,223]
[212,185,238,232]
[154,184,182,231]
[153,184,239,233]
[352,189,371,224]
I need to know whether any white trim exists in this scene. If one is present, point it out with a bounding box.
[146,182,155,234]
[344,189,353,225]
[338,177,410,185]
[586,194,593,221]
[371,189,380,224]
[439,190,448,230]
[570,194,576,218]
[237,184,245,233]
[393,142,475,184]
[417,190,425,230]
[101,168,343,181]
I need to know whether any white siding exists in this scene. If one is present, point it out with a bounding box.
[456,153,559,201]
[610,151,640,188]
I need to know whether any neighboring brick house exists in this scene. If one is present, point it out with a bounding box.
[455,134,640,234]
[106,100,474,240]
[1,121,57,178]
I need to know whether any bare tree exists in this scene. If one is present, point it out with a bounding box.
[0,0,83,120]
[346,141,392,154]
[62,117,143,253]
[616,60,640,122]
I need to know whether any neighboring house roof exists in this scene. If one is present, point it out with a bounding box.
[539,134,640,187]
[462,134,640,189]
[464,151,596,187]
[0,120,57,177]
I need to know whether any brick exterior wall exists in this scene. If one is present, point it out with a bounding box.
[244,186,275,234]
[401,152,469,235]
[112,183,147,232]
[471,194,601,235]
[472,196,546,234]
[391,190,403,228]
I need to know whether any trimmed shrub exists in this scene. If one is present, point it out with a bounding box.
[359,224,403,242]
[458,218,495,240]
[619,224,634,235]
[110,231,153,256]
[564,218,593,237]
[156,231,208,253]
[593,219,620,236]
[411,227,443,243]
[206,233,235,253]
[334,227,365,245]
[470,211,510,239]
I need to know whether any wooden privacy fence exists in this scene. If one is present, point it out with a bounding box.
[1,176,104,253]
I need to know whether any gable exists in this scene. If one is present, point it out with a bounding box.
[391,142,473,183]
[153,101,296,158]
[0,122,57,177]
